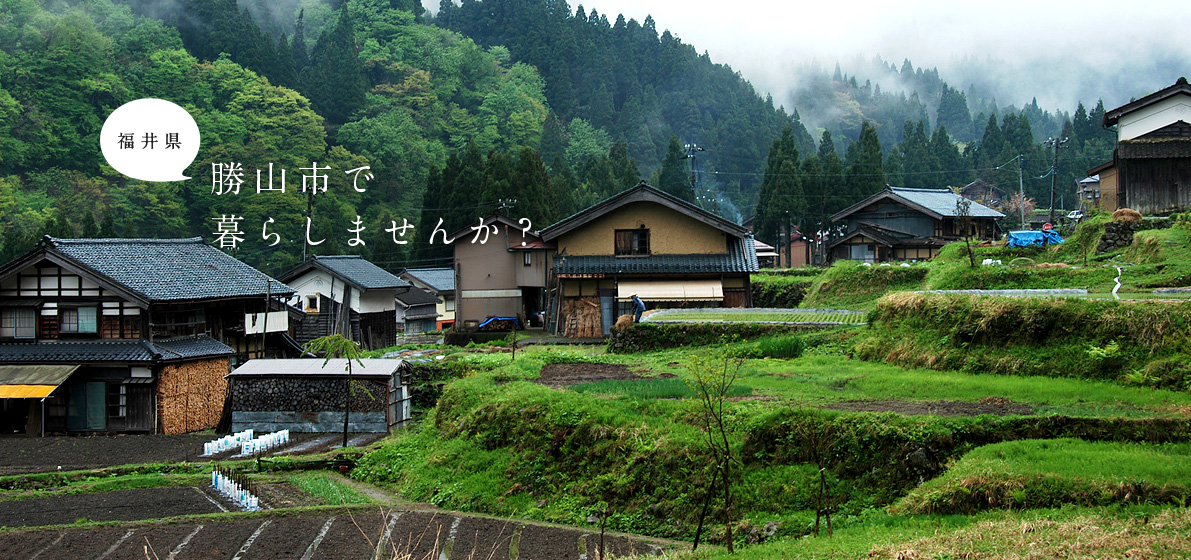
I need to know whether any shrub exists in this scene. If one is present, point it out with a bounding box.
[606,322,803,353]
[751,274,811,307]
[753,334,806,359]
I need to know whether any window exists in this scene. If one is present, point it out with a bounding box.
[615,229,650,256]
[60,307,98,334]
[523,252,532,266]
[305,294,320,313]
[445,297,455,312]
[108,384,127,418]
[0,308,36,338]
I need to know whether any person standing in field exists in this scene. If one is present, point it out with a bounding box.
[631,293,646,323]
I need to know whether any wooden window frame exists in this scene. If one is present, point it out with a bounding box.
[614,228,650,256]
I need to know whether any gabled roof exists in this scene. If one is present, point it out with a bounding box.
[1105,77,1191,126]
[0,237,293,305]
[228,358,405,378]
[540,182,748,241]
[961,178,1005,196]
[831,187,1003,223]
[0,335,233,364]
[554,237,759,275]
[279,255,408,292]
[400,267,455,293]
[827,222,943,250]
[447,214,543,242]
[395,286,440,307]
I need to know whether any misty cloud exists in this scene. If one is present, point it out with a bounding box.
[511,0,1190,117]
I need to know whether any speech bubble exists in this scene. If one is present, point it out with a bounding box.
[100,98,201,182]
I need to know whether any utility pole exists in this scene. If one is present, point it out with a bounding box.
[1045,137,1068,225]
[684,143,705,206]
[496,198,516,216]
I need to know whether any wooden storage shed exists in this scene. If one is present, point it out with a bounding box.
[227,359,410,433]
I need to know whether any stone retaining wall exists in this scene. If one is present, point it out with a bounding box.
[230,377,388,412]
[1097,218,1172,253]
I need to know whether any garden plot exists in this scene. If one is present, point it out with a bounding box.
[0,509,672,560]
[0,486,225,528]
[644,308,867,324]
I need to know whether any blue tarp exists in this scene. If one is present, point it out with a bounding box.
[1007,230,1065,248]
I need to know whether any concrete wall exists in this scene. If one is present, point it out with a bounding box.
[455,226,547,324]
[555,201,729,255]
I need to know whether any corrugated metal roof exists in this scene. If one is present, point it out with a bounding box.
[0,335,232,363]
[400,267,455,293]
[228,358,403,377]
[0,365,79,387]
[555,237,759,275]
[45,237,293,302]
[283,256,408,291]
[888,188,1004,218]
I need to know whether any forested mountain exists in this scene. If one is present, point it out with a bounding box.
[433,0,814,218]
[0,0,1134,274]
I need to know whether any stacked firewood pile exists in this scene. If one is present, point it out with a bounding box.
[561,297,602,338]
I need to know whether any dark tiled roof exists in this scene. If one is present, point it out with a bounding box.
[0,335,232,363]
[150,336,236,360]
[555,237,759,275]
[400,267,455,293]
[541,182,748,240]
[395,286,439,306]
[283,256,408,291]
[888,188,1004,218]
[45,237,293,302]
[1118,138,1191,159]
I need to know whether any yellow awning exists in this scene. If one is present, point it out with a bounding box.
[617,280,724,301]
[0,365,79,399]
[0,385,60,398]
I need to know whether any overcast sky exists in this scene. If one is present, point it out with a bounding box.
[424,0,1190,115]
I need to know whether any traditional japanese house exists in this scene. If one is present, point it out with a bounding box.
[279,255,409,350]
[395,286,440,334]
[540,182,758,337]
[0,237,294,435]
[828,187,1003,263]
[398,267,456,331]
[1102,77,1191,215]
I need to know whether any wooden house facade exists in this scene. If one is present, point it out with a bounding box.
[279,255,409,350]
[540,183,758,337]
[828,187,1003,263]
[0,237,294,435]
[1103,77,1191,215]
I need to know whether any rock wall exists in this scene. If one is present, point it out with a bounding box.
[1097,217,1172,253]
[230,377,388,412]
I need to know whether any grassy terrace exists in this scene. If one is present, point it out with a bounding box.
[644,308,868,324]
[353,337,1191,547]
[450,342,1191,418]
